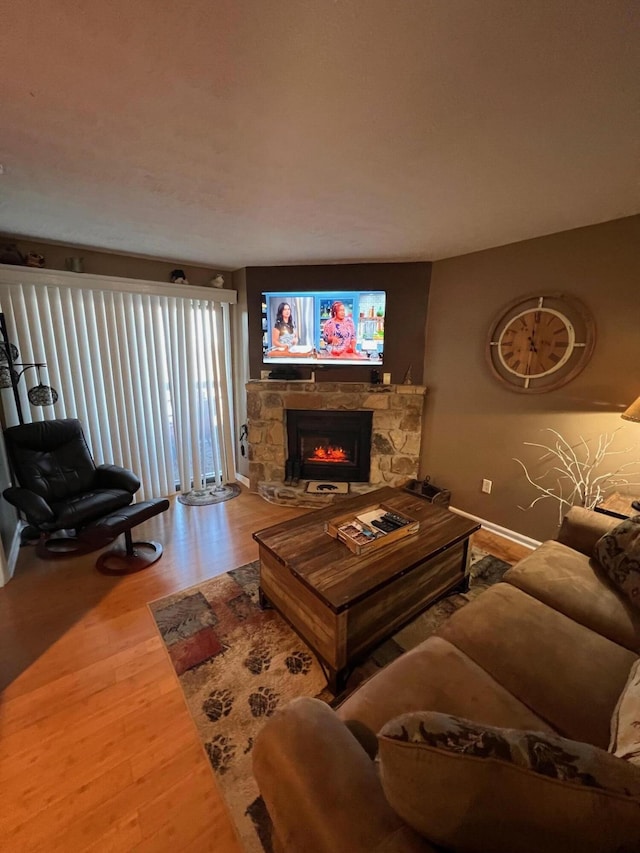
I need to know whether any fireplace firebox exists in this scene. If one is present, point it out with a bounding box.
[286,409,373,483]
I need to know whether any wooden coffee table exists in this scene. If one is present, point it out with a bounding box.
[252,486,480,693]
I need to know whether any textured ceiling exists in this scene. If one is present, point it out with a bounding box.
[1,0,638,268]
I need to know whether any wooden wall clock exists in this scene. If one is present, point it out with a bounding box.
[486,293,596,393]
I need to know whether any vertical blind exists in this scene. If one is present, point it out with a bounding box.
[0,278,236,500]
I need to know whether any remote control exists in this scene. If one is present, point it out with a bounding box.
[382,512,408,528]
[380,514,403,529]
[371,519,395,533]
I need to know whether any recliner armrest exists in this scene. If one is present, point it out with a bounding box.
[252,697,435,853]
[94,464,140,494]
[2,487,55,525]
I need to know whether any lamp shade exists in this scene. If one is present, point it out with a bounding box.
[0,341,19,363]
[27,384,59,407]
[621,396,640,423]
[0,365,19,388]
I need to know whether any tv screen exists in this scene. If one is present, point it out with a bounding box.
[262,290,386,366]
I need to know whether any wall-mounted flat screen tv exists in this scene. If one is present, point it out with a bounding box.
[262,290,386,366]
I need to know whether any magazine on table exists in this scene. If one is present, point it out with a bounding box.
[336,519,382,546]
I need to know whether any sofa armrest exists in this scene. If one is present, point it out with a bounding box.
[557,506,620,556]
[252,697,436,853]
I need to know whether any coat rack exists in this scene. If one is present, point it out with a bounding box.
[0,312,58,425]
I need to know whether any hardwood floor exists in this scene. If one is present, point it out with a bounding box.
[0,489,528,851]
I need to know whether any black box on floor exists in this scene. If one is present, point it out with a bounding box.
[404,477,451,506]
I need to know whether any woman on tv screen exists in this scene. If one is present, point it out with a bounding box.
[322,300,356,356]
[272,302,299,351]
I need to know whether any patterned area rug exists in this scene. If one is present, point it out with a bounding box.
[148,549,510,853]
[177,483,241,506]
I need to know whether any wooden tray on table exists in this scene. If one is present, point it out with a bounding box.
[325,501,419,555]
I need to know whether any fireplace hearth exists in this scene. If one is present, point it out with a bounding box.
[287,409,372,482]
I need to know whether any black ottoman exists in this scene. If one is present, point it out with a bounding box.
[80,498,170,575]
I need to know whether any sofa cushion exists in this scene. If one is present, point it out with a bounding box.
[594,516,640,611]
[378,711,640,853]
[610,658,640,766]
[504,539,640,652]
[336,636,555,738]
[437,583,638,747]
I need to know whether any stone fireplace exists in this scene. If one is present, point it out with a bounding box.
[246,380,427,493]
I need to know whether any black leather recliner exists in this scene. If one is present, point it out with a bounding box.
[2,418,140,554]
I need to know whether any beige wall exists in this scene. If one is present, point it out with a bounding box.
[0,235,227,287]
[422,215,640,542]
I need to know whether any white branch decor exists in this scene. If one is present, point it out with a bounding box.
[514,428,640,525]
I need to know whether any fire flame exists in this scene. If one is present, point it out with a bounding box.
[308,445,349,463]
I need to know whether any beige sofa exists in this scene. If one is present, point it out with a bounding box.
[253,507,640,852]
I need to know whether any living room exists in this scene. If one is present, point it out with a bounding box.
[1,1,639,851]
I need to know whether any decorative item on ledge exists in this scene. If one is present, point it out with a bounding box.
[0,312,58,425]
[170,268,189,284]
[25,252,45,268]
[64,256,84,273]
[0,243,25,265]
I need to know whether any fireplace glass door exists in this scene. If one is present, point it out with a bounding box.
[286,409,372,482]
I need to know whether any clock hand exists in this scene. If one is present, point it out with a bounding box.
[524,342,535,375]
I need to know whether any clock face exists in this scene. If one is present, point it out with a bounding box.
[487,294,595,393]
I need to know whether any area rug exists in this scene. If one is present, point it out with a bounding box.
[177,483,241,506]
[148,549,510,853]
[305,480,350,494]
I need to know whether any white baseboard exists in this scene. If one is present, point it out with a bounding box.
[235,473,250,488]
[449,505,540,551]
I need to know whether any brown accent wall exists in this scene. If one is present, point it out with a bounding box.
[244,263,431,385]
[422,215,640,542]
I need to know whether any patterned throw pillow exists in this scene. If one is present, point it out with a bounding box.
[594,516,640,609]
[610,658,640,766]
[378,711,640,853]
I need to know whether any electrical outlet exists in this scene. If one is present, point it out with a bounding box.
[383,372,391,385]
[482,478,492,494]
